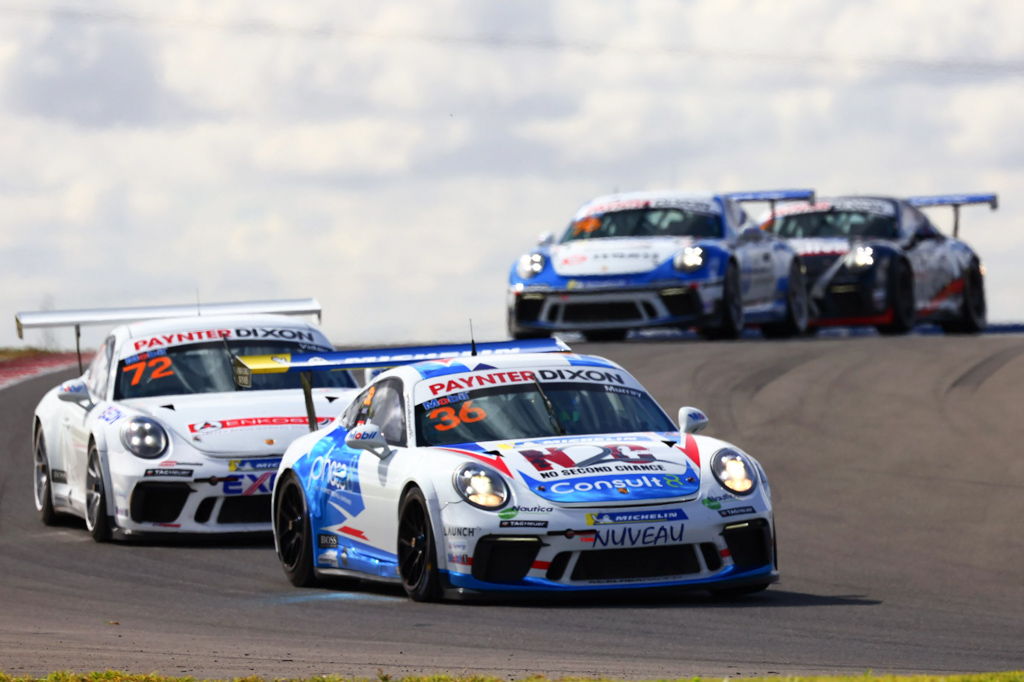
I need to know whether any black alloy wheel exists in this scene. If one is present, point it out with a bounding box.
[275,475,317,587]
[877,258,916,335]
[85,446,112,542]
[33,430,58,525]
[699,262,744,340]
[762,259,809,338]
[397,487,442,602]
[943,260,986,333]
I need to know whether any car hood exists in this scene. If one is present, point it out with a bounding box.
[449,433,702,506]
[121,388,358,457]
[550,238,689,277]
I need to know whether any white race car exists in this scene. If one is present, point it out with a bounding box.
[15,299,359,541]
[232,338,777,601]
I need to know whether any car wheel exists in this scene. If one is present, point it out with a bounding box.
[762,259,809,338]
[942,260,986,334]
[33,430,58,526]
[397,487,442,602]
[876,258,915,335]
[581,329,628,342]
[275,474,318,587]
[85,445,112,542]
[699,261,743,340]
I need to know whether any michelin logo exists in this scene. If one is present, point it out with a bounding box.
[586,508,688,525]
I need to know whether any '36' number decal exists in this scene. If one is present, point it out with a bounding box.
[427,401,487,431]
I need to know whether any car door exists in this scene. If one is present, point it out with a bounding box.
[64,335,115,510]
[901,204,954,311]
[735,225,775,307]
[311,378,410,559]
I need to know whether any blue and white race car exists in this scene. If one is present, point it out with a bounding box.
[760,194,997,334]
[233,339,777,601]
[507,190,815,340]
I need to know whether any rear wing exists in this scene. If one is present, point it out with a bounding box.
[726,189,816,221]
[15,298,321,372]
[906,193,998,238]
[232,337,572,431]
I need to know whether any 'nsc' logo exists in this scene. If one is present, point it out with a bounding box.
[520,470,698,504]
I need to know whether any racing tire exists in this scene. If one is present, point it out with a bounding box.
[941,260,986,334]
[33,430,59,526]
[581,329,628,342]
[85,445,112,542]
[397,487,442,602]
[876,258,916,335]
[698,261,744,340]
[761,259,809,339]
[275,475,318,587]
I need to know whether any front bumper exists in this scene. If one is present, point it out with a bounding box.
[438,500,776,596]
[108,452,281,535]
[508,283,718,333]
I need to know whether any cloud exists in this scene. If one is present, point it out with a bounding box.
[1,0,1022,350]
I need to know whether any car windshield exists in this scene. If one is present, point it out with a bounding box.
[114,340,356,399]
[562,208,722,242]
[414,381,676,447]
[771,210,898,239]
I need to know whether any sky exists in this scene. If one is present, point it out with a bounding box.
[1,0,1022,350]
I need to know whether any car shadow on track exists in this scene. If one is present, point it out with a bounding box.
[297,579,880,609]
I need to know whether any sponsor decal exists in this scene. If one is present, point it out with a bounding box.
[701,493,734,511]
[188,416,329,433]
[228,458,282,472]
[350,427,381,441]
[131,327,319,352]
[520,468,699,504]
[307,433,365,522]
[498,505,554,520]
[718,506,756,518]
[520,443,663,479]
[594,523,685,548]
[144,468,193,477]
[586,508,687,525]
[51,469,68,484]
[499,520,548,528]
[97,406,124,424]
[60,381,87,393]
[447,552,473,566]
[426,368,626,397]
[160,460,202,467]
[318,533,338,548]
[133,329,232,351]
[444,526,476,537]
[222,472,275,495]
[422,392,470,410]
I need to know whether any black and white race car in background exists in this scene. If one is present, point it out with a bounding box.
[760,194,997,334]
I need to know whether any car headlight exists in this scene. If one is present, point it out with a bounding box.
[711,448,757,495]
[120,417,169,459]
[516,253,546,279]
[673,246,704,272]
[843,245,874,270]
[453,463,510,510]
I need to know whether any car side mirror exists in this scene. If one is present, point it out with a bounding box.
[344,422,393,458]
[57,379,93,407]
[537,231,555,247]
[739,226,763,242]
[678,406,709,434]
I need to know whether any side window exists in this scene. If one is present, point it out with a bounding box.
[901,203,936,237]
[341,385,374,430]
[369,379,407,447]
[86,336,115,399]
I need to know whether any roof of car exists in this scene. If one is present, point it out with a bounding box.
[118,313,322,338]
[573,191,723,220]
[378,351,628,384]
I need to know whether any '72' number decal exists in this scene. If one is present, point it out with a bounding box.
[122,357,174,386]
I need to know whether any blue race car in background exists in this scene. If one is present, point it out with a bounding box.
[760,194,997,334]
[507,189,814,341]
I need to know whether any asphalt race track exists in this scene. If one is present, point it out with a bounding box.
[1,336,1022,678]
